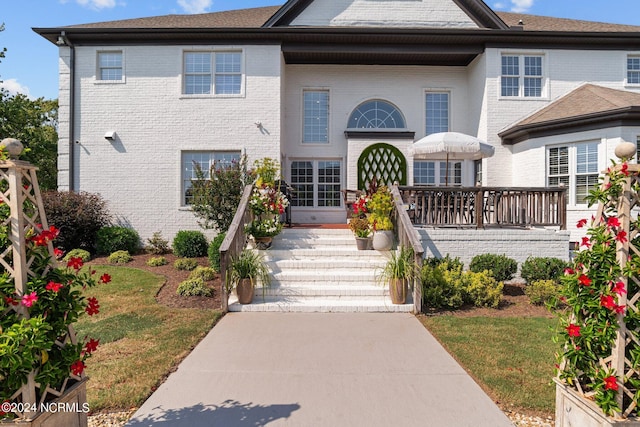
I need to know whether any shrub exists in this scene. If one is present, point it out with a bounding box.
[521,257,568,284]
[189,266,216,281]
[208,232,226,272]
[96,226,140,255]
[526,279,560,306]
[421,261,465,309]
[176,278,213,297]
[423,254,464,271]
[469,253,517,282]
[172,230,208,258]
[41,190,111,252]
[146,231,170,255]
[63,248,91,262]
[174,258,198,271]
[462,270,503,308]
[108,250,132,264]
[146,256,168,267]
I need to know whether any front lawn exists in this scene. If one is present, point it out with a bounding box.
[75,265,223,411]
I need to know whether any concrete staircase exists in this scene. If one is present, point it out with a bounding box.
[228,228,415,312]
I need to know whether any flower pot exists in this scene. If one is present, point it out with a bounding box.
[372,230,394,251]
[254,236,273,250]
[236,278,255,304]
[389,278,407,304]
[355,236,372,250]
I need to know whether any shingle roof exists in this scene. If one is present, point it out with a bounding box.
[496,12,640,32]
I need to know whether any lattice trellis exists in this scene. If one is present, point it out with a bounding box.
[0,158,84,421]
[357,143,407,190]
[557,158,640,419]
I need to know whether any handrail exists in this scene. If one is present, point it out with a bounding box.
[399,186,567,230]
[219,184,254,312]
[390,185,424,313]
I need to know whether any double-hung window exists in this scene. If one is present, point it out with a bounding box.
[425,92,449,136]
[97,51,123,81]
[627,56,640,85]
[184,51,242,95]
[182,151,240,205]
[290,160,341,207]
[413,161,461,186]
[501,54,544,98]
[547,143,598,205]
[303,90,329,143]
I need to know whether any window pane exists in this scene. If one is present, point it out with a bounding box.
[414,161,435,185]
[576,143,598,174]
[425,93,449,136]
[501,56,519,76]
[524,56,542,76]
[182,151,240,205]
[214,52,241,95]
[185,53,212,94]
[318,161,341,207]
[185,75,211,95]
[101,68,122,80]
[439,162,461,185]
[290,161,314,206]
[215,53,241,73]
[575,175,598,204]
[185,53,211,73]
[628,57,640,84]
[215,75,241,94]
[303,91,329,143]
[524,77,542,97]
[501,77,519,97]
[347,100,405,129]
[98,52,122,81]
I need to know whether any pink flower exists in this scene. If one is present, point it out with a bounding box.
[621,163,630,177]
[576,219,587,228]
[613,281,627,296]
[45,281,63,293]
[607,217,620,228]
[581,237,591,248]
[54,248,64,259]
[564,267,575,275]
[615,304,626,314]
[21,291,38,308]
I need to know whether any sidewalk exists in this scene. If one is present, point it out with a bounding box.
[126,313,514,427]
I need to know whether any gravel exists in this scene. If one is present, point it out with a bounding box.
[89,409,554,426]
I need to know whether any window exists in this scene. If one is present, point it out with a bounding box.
[347,100,405,129]
[303,90,329,143]
[182,151,240,205]
[547,143,598,205]
[413,161,461,186]
[425,92,449,135]
[184,51,242,95]
[501,54,544,98]
[290,160,342,207]
[97,51,122,81]
[628,56,640,85]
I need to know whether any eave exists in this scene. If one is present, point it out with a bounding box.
[499,107,640,145]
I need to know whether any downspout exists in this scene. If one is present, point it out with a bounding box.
[58,31,75,191]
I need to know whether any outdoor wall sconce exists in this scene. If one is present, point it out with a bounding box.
[104,131,116,141]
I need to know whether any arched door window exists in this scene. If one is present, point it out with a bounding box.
[348,100,406,129]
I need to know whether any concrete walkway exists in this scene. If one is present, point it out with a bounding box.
[126,313,514,427]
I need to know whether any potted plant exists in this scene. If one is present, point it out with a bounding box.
[245,175,289,249]
[226,249,271,304]
[377,246,418,304]
[368,185,395,250]
[349,217,372,250]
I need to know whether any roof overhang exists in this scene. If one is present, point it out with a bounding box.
[499,107,640,145]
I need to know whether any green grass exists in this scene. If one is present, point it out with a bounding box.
[75,266,223,411]
[420,316,559,417]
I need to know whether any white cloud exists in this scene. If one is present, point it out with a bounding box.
[177,0,212,14]
[0,79,31,97]
[493,0,534,13]
[75,0,117,10]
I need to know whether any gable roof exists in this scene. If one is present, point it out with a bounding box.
[500,84,640,144]
[496,12,640,32]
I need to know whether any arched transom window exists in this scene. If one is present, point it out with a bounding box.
[347,100,406,129]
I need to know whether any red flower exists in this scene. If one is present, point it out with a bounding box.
[621,162,630,177]
[607,217,620,228]
[566,324,581,337]
[54,248,64,259]
[578,274,592,286]
[615,304,626,314]
[581,237,591,248]
[613,281,627,296]
[616,231,628,243]
[4,296,18,306]
[604,376,619,391]
[70,360,85,376]
[564,267,575,275]
[84,338,100,355]
[99,273,112,284]
[85,297,100,316]
[67,257,84,270]
[600,295,616,310]
[576,218,587,228]
[45,281,63,293]
[21,291,38,308]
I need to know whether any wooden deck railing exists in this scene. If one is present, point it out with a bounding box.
[398,186,567,230]
[219,184,254,312]
[390,185,425,313]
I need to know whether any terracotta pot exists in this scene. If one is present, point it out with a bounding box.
[236,278,255,304]
[355,236,372,250]
[389,278,407,304]
[372,230,394,251]
[254,236,273,250]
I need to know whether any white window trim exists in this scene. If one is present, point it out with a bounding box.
[625,54,640,87]
[289,158,343,209]
[424,89,452,137]
[546,141,600,207]
[300,88,331,145]
[179,150,242,207]
[413,160,462,186]
[180,49,245,98]
[498,51,548,100]
[94,50,125,84]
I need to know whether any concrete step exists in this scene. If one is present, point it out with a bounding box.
[255,284,389,297]
[228,295,414,313]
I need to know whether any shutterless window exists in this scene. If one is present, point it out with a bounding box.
[575,143,598,204]
[182,151,240,205]
[303,91,329,143]
[98,52,122,81]
[628,56,640,85]
[547,146,569,188]
[547,144,597,205]
[290,160,342,207]
[413,161,461,185]
[348,100,405,129]
[501,54,543,97]
[317,161,341,207]
[425,92,449,136]
[215,52,241,94]
[184,52,241,95]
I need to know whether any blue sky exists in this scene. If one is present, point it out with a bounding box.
[2,0,640,100]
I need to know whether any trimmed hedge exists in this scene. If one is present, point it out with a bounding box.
[469,253,517,282]
[173,230,208,258]
[96,226,140,255]
[208,233,226,272]
[521,257,568,284]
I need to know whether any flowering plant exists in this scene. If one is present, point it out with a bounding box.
[368,186,394,231]
[352,195,370,217]
[245,216,282,238]
[245,183,289,239]
[349,217,371,238]
[555,159,640,417]
[0,164,109,418]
